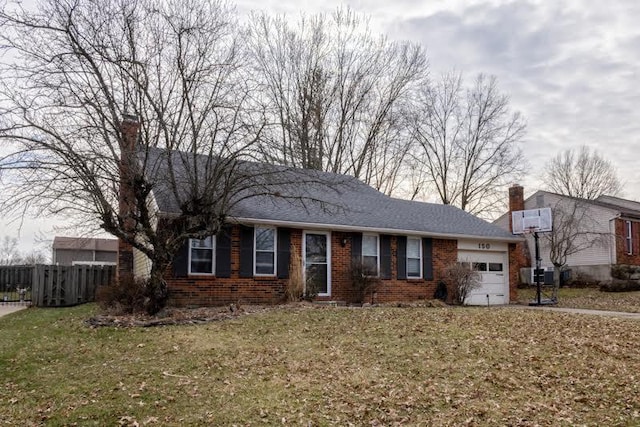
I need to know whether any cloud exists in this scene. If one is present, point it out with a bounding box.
[388,0,640,197]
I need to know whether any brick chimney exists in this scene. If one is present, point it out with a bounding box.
[117,114,139,280]
[508,184,524,234]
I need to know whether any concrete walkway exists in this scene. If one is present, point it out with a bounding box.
[0,304,28,318]
[511,305,640,319]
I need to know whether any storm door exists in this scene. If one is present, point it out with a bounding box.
[303,232,331,296]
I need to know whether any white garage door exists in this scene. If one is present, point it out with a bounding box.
[458,250,508,306]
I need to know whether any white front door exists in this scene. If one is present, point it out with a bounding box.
[303,231,331,296]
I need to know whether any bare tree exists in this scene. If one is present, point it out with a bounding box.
[409,72,527,217]
[20,250,47,265]
[0,0,312,313]
[544,199,610,295]
[0,236,21,265]
[544,146,622,199]
[246,9,427,195]
[445,262,480,305]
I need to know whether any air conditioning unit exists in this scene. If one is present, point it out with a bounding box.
[531,266,554,285]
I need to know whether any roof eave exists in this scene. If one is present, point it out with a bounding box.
[234,216,524,243]
[156,210,523,242]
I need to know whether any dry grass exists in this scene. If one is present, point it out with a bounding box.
[518,286,640,313]
[2,303,640,426]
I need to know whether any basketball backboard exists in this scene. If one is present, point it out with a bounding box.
[511,208,552,234]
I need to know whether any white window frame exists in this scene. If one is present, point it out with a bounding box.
[626,220,633,255]
[188,236,216,275]
[254,226,277,276]
[406,237,422,279]
[362,234,380,277]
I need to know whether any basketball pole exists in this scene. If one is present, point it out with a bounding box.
[513,208,554,306]
[534,231,541,306]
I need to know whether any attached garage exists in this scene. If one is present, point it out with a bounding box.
[458,240,509,306]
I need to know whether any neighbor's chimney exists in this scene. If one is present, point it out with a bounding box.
[508,184,524,234]
[117,114,140,280]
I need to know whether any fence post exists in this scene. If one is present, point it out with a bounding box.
[33,265,41,306]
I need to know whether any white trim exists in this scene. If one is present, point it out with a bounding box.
[302,231,331,297]
[188,236,216,275]
[457,239,509,252]
[233,216,523,243]
[254,226,277,276]
[406,236,422,279]
[626,220,633,255]
[71,261,117,266]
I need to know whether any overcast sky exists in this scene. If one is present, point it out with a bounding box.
[4,0,640,254]
[235,0,640,196]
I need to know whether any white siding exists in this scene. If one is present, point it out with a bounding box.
[133,247,151,279]
[521,191,618,268]
[131,192,158,279]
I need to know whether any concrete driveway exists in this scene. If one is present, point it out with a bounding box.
[0,304,28,318]
[512,305,640,319]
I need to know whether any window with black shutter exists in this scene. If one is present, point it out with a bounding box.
[254,226,276,275]
[407,237,422,278]
[189,236,215,275]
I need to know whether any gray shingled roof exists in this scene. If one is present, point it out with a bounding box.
[142,147,519,241]
[593,195,640,218]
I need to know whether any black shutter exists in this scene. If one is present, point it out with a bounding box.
[380,235,392,279]
[173,238,190,277]
[277,228,291,279]
[215,225,232,278]
[239,225,254,278]
[397,236,407,280]
[423,237,433,281]
[351,232,362,264]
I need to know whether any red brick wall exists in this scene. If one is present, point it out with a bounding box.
[163,226,461,307]
[117,116,140,280]
[508,185,525,233]
[166,226,301,307]
[506,185,528,301]
[615,219,640,266]
[508,242,526,301]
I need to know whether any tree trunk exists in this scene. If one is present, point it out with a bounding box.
[144,260,169,315]
[552,264,562,302]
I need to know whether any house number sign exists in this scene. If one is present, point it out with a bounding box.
[478,243,491,250]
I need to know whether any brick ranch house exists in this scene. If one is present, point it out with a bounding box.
[495,185,640,282]
[118,132,524,307]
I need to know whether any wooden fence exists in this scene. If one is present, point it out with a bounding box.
[0,265,115,307]
[0,265,33,303]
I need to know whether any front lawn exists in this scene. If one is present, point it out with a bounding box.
[518,286,640,312]
[2,304,640,426]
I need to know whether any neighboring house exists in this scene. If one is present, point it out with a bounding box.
[494,185,640,282]
[52,236,118,266]
[122,147,523,307]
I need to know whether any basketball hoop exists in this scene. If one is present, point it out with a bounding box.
[511,208,555,306]
[511,208,552,235]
